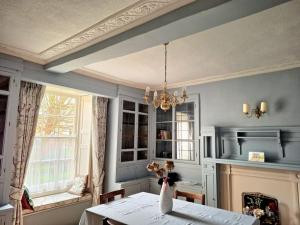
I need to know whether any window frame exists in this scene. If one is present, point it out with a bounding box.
[26,90,83,198]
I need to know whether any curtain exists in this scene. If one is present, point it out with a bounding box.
[10,81,45,225]
[91,96,108,205]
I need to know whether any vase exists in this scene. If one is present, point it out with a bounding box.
[159,178,173,214]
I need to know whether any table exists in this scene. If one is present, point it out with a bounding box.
[84,192,259,225]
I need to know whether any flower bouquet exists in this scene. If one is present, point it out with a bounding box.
[146,160,179,214]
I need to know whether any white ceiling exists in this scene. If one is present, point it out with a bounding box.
[83,0,300,89]
[0,0,137,53]
[0,0,191,62]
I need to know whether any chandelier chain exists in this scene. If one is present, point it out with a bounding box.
[164,43,168,83]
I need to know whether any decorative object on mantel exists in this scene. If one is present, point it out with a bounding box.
[144,43,188,112]
[243,101,267,119]
[248,152,265,162]
[147,161,178,214]
[242,192,280,225]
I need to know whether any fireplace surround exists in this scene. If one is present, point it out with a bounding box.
[219,164,300,225]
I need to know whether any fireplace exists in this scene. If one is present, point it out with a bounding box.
[219,164,300,225]
[242,192,280,225]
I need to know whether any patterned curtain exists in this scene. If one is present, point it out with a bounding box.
[10,81,45,225]
[91,96,108,205]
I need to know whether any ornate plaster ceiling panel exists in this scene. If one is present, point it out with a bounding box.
[0,0,193,62]
[82,0,300,89]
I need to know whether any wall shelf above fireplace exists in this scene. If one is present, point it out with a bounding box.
[201,126,300,172]
[204,158,300,172]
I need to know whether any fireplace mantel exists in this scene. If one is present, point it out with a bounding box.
[200,126,300,216]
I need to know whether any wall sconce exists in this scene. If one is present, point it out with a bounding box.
[243,101,267,119]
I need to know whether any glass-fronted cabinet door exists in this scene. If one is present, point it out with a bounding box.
[155,107,172,159]
[137,103,148,160]
[175,102,195,161]
[120,98,149,163]
[121,100,135,162]
[155,95,198,163]
[0,75,10,180]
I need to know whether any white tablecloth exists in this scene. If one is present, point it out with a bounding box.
[82,192,259,225]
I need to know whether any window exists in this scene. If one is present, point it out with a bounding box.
[25,89,92,196]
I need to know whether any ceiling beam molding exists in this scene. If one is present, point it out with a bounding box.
[45,0,289,73]
[23,61,118,98]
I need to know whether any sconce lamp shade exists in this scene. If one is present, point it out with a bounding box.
[260,101,267,113]
[243,103,249,114]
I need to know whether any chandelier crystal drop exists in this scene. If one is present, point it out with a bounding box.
[144,43,188,111]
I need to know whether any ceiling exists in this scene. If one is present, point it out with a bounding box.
[0,0,192,63]
[0,0,299,89]
[82,0,300,89]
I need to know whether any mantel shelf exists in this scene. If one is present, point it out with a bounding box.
[203,158,300,172]
[236,137,278,139]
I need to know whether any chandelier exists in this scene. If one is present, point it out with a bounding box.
[144,43,188,111]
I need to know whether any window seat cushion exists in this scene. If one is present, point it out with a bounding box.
[23,192,92,215]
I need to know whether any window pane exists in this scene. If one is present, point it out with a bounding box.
[156,107,172,122]
[0,95,8,155]
[138,114,148,148]
[122,112,135,149]
[156,140,172,158]
[123,100,135,111]
[121,151,134,162]
[138,104,148,113]
[0,75,10,91]
[176,122,194,140]
[36,93,77,137]
[176,102,194,121]
[137,150,147,160]
[176,141,195,161]
[156,122,172,140]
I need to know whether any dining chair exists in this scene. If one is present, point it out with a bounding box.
[100,189,125,225]
[174,190,205,205]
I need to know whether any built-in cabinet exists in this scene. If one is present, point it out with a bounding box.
[119,97,149,163]
[0,68,21,225]
[154,95,199,163]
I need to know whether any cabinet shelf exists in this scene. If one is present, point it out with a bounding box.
[156,139,172,142]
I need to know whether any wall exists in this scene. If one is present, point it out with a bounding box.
[23,200,91,225]
[219,165,300,225]
[188,67,300,127]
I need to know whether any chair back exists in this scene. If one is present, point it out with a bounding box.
[100,189,125,204]
[174,190,205,205]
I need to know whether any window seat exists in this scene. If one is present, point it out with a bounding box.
[23,192,92,215]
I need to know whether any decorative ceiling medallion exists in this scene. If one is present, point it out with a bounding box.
[40,0,191,59]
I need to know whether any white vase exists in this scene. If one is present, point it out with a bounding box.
[159,180,173,214]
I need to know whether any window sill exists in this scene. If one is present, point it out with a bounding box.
[23,192,92,216]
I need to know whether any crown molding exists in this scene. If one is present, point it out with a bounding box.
[0,0,193,63]
[77,61,300,91]
[40,0,194,61]
[165,61,300,89]
[0,44,46,65]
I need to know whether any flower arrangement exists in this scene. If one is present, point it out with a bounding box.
[146,160,178,186]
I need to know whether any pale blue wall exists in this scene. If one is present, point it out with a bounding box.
[188,67,300,127]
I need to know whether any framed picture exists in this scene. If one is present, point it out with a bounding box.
[248,152,265,162]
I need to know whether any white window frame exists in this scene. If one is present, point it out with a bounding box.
[26,90,82,198]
